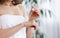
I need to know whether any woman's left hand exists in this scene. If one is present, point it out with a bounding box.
[26,21,38,30]
[29,6,40,21]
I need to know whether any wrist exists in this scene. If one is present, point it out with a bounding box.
[19,22,25,27]
[26,27,32,30]
[23,22,27,27]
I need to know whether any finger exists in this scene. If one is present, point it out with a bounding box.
[35,10,40,15]
[31,8,40,14]
[31,8,35,11]
[32,6,39,10]
[31,6,38,11]
[31,6,39,12]
[30,25,36,30]
[32,23,38,30]
[34,23,38,29]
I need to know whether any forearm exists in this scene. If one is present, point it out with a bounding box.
[26,18,35,38]
[26,28,32,38]
[26,18,33,38]
[0,23,24,38]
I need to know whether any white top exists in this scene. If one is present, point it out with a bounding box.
[0,14,28,38]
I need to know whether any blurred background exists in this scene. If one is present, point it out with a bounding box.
[20,0,60,38]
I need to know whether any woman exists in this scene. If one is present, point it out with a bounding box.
[0,0,40,38]
[11,0,40,38]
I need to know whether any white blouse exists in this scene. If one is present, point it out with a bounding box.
[0,14,27,38]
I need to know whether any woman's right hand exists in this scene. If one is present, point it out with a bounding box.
[29,6,40,21]
[23,21,38,30]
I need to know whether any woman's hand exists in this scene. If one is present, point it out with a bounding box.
[24,21,38,30]
[26,6,40,38]
[29,6,40,21]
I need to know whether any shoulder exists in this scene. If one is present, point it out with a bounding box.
[16,4,26,15]
[16,4,28,18]
[12,4,25,14]
[14,4,26,12]
[17,4,26,12]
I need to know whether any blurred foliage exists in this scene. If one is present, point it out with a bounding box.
[40,9,43,15]
[33,0,37,4]
[29,0,37,4]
